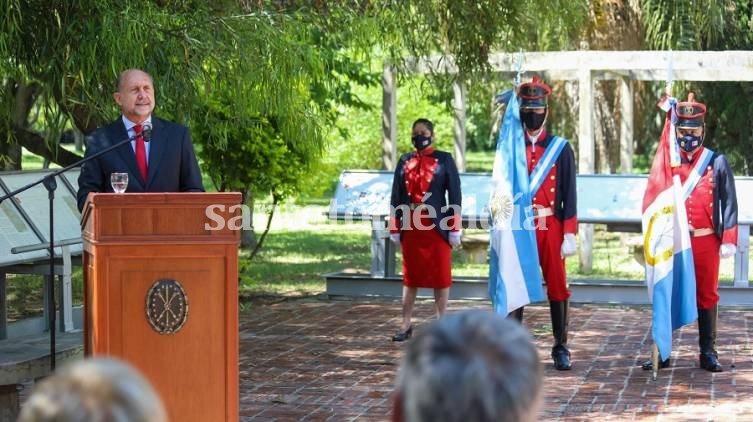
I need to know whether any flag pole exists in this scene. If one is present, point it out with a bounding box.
[513,49,523,88]
[651,49,673,382]
[651,343,659,380]
[665,48,673,96]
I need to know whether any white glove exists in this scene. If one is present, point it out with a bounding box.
[720,243,737,259]
[449,231,462,248]
[560,233,577,257]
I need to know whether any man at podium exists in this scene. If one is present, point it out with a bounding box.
[77,68,204,211]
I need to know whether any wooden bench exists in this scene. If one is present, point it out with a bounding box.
[0,330,83,420]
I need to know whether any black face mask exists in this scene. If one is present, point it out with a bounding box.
[521,111,546,131]
[411,135,432,150]
[679,134,703,153]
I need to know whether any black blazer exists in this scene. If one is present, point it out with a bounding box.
[76,116,205,211]
[390,149,462,243]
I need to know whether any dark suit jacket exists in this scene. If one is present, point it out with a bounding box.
[390,149,462,243]
[709,152,738,241]
[76,116,205,211]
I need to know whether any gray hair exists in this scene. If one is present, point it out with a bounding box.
[398,310,542,422]
[18,357,167,422]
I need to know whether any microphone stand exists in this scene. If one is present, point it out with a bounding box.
[0,128,147,370]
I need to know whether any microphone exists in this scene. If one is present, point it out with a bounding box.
[141,123,153,143]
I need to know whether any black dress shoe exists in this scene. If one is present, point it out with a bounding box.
[392,326,413,342]
[641,358,670,370]
[700,352,723,372]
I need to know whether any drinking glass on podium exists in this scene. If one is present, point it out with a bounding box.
[111,172,128,193]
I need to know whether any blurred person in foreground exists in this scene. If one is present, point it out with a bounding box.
[18,357,167,422]
[392,310,543,422]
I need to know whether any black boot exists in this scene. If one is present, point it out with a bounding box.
[698,306,723,372]
[550,300,571,370]
[508,307,524,323]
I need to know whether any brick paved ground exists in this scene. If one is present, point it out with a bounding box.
[240,297,753,421]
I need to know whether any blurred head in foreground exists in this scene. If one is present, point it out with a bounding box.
[18,357,167,422]
[395,310,543,422]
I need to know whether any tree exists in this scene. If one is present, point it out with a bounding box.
[0,0,592,254]
[0,1,337,251]
[638,0,753,174]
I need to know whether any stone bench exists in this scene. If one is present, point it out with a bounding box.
[624,235,646,266]
[459,233,489,264]
[0,330,83,420]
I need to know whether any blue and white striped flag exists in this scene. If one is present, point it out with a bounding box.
[488,93,545,314]
[642,97,698,361]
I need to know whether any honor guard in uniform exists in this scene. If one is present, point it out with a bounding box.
[509,77,578,370]
[388,118,462,342]
[642,93,738,372]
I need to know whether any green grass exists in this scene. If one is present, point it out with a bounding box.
[567,227,645,279]
[18,151,48,170]
[240,222,370,297]
[465,150,495,173]
[4,275,46,321]
[4,270,84,321]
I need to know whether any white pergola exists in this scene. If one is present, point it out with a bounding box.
[381,50,753,269]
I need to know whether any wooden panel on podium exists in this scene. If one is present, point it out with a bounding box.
[81,193,241,422]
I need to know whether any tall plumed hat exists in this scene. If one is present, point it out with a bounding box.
[675,92,706,128]
[518,76,552,108]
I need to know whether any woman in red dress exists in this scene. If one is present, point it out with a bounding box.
[388,118,462,341]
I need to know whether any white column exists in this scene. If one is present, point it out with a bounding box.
[57,245,74,332]
[452,79,467,172]
[734,225,750,287]
[578,68,594,272]
[619,78,634,174]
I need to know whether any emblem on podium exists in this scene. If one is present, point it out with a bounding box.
[146,279,189,335]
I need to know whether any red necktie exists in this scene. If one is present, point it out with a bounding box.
[133,124,148,181]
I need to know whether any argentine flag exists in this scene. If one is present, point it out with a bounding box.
[488,92,545,314]
[642,96,698,361]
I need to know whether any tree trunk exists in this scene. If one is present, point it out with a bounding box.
[0,139,21,170]
[594,80,619,173]
[73,128,84,152]
[63,102,101,136]
[240,189,257,249]
[1,79,36,170]
[249,196,279,260]
[584,1,644,173]
[15,126,83,167]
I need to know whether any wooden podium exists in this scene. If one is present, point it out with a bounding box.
[81,193,241,422]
